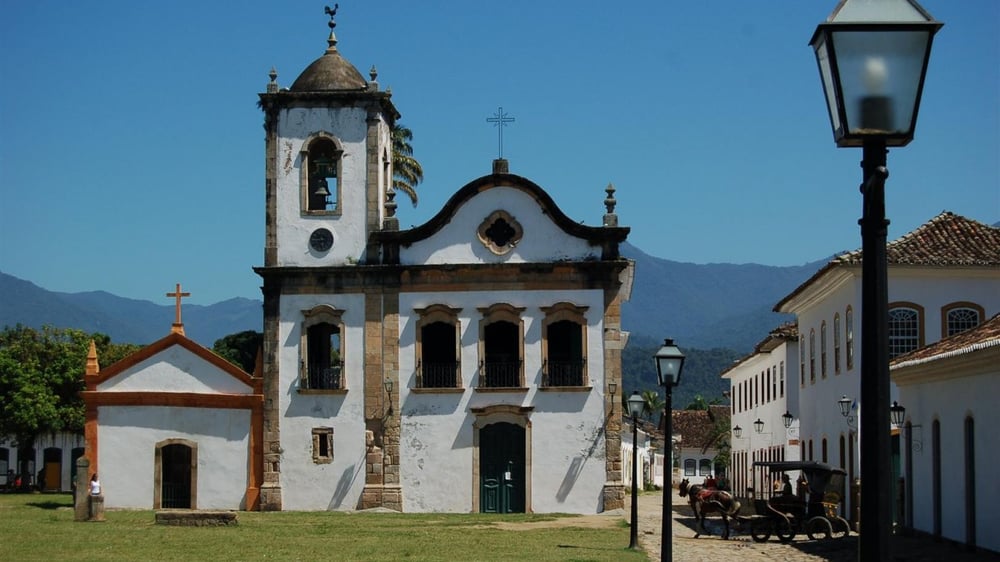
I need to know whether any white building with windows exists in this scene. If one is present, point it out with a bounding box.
[0,433,84,492]
[726,212,1000,531]
[722,324,801,496]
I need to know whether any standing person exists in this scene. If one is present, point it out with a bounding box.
[89,473,101,496]
[781,474,793,496]
[704,473,717,489]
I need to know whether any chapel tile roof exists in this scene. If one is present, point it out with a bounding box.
[670,406,730,452]
[775,212,1000,312]
[891,313,1000,367]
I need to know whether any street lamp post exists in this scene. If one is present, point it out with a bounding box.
[810,4,941,558]
[627,391,645,550]
[654,339,685,562]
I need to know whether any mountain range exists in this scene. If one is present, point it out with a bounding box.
[0,243,826,352]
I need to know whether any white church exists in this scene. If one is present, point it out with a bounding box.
[81,10,633,514]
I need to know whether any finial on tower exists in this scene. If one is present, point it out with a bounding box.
[603,183,619,227]
[267,67,279,93]
[325,4,339,49]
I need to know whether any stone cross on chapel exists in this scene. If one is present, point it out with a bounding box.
[166,283,191,335]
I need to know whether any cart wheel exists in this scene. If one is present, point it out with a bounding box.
[750,519,772,543]
[775,518,796,543]
[806,516,833,540]
[830,516,850,539]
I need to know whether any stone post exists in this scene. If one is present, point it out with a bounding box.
[89,493,105,522]
[74,457,90,522]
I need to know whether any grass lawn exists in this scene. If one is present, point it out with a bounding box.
[1,493,648,561]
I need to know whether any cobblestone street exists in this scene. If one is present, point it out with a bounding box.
[628,489,999,562]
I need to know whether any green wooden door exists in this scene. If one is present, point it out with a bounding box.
[480,422,525,513]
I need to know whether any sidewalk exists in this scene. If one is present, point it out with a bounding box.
[626,489,998,562]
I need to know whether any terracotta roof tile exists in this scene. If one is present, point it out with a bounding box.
[891,313,1000,367]
[671,406,730,452]
[836,211,1000,267]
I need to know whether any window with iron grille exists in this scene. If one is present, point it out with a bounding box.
[414,304,463,389]
[541,302,589,388]
[300,305,345,391]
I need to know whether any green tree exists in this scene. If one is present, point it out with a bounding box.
[392,123,423,206]
[685,394,710,411]
[0,326,139,481]
[212,330,263,374]
[640,389,664,421]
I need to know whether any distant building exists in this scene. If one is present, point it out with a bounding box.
[671,405,730,486]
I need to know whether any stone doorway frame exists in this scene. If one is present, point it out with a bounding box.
[154,438,198,509]
[470,405,533,513]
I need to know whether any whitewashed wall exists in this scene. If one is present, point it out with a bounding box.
[899,369,1000,552]
[399,187,599,266]
[277,293,369,510]
[397,289,609,513]
[274,106,389,266]
[97,406,250,509]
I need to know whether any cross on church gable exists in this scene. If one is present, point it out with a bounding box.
[486,106,515,159]
[166,283,191,335]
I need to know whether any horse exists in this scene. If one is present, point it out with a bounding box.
[678,478,742,539]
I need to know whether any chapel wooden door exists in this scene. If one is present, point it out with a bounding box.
[479,422,525,513]
[161,444,192,509]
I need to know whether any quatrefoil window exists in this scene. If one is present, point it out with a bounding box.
[477,210,523,255]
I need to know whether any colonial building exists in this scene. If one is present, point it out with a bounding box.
[78,10,635,513]
[0,433,84,492]
[252,13,632,514]
[892,313,1000,553]
[727,211,1000,528]
[671,405,730,487]
[722,323,801,496]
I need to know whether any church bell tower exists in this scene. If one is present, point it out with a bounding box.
[255,7,398,511]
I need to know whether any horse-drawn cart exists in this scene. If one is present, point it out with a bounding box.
[746,461,851,543]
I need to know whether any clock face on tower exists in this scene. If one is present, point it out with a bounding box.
[309,228,334,252]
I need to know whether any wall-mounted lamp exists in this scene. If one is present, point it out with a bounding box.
[753,418,764,434]
[733,425,743,439]
[838,395,853,417]
[608,382,618,412]
[782,411,794,429]
[890,401,905,427]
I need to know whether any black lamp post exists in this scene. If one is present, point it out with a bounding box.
[810,2,941,559]
[653,338,685,562]
[627,391,645,550]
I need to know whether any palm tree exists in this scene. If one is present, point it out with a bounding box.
[391,123,423,206]
[640,390,664,421]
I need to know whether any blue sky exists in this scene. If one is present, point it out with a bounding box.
[1,1,997,305]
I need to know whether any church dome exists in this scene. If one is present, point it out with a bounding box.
[289,7,367,93]
[289,44,368,92]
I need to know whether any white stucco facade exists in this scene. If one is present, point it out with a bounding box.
[893,328,1000,553]
[97,406,251,509]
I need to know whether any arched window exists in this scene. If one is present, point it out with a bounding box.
[478,304,525,388]
[888,303,924,358]
[845,306,854,370]
[684,458,696,477]
[800,335,806,387]
[821,321,828,379]
[942,302,983,337]
[699,458,712,476]
[301,136,342,214]
[300,305,345,391]
[809,329,816,384]
[541,303,589,387]
[833,313,841,374]
[415,305,462,389]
